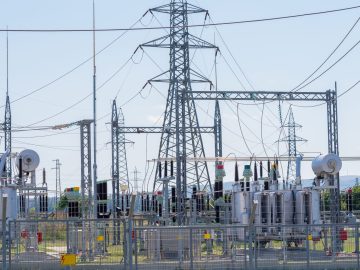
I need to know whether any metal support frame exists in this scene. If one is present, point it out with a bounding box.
[192,89,340,223]
[79,120,93,259]
[118,126,214,134]
[143,0,217,224]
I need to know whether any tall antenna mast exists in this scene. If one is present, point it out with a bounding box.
[4,28,12,182]
[92,0,98,218]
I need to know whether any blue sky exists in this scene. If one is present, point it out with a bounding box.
[0,0,359,193]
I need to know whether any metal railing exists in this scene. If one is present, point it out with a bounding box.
[1,220,360,269]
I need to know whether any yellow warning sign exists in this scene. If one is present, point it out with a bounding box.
[307,234,313,241]
[204,233,211,240]
[60,254,76,266]
[97,235,104,242]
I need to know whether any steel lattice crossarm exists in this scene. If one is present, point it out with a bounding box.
[118,126,214,134]
[191,90,331,101]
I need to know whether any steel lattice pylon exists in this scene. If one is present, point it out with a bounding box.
[111,100,129,244]
[79,120,93,259]
[142,0,216,223]
[118,108,130,191]
[281,107,306,182]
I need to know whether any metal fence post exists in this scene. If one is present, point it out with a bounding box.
[129,219,133,270]
[2,196,8,270]
[8,220,11,270]
[66,220,70,253]
[123,220,128,269]
[356,224,359,270]
[248,225,253,270]
[244,227,247,270]
[306,225,310,269]
[134,228,138,270]
[190,227,193,270]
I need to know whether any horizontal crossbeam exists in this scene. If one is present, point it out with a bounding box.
[119,126,214,134]
[190,90,331,101]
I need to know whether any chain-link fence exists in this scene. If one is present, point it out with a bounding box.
[1,220,360,269]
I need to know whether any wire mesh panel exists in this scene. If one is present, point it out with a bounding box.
[8,219,126,269]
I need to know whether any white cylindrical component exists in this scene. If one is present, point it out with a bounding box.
[16,149,40,172]
[311,154,342,176]
[310,190,321,225]
[232,183,242,223]
[232,184,249,224]
[0,187,18,221]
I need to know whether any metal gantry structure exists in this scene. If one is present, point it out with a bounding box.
[141,0,217,224]
[191,89,340,222]
[281,107,306,182]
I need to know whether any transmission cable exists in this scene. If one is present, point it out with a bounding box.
[0,14,149,109]
[290,17,360,92]
[291,16,360,92]
[2,5,359,32]
[292,38,360,92]
[338,79,360,98]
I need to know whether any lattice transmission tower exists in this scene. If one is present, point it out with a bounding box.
[281,107,306,182]
[141,0,217,223]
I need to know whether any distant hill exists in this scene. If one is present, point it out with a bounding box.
[223,175,360,191]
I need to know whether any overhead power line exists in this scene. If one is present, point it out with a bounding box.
[292,16,360,92]
[1,5,359,32]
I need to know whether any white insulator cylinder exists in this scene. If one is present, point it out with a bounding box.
[311,154,342,176]
[16,149,40,172]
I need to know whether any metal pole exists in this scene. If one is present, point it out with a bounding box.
[2,195,8,270]
[128,219,133,270]
[66,220,70,253]
[306,225,310,269]
[8,220,11,270]
[356,224,359,270]
[190,227,193,270]
[92,0,98,222]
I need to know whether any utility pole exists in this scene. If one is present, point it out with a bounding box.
[52,159,62,218]
[92,0,98,221]
[142,0,217,224]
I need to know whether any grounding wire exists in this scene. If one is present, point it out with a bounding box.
[2,5,360,32]
[291,16,360,92]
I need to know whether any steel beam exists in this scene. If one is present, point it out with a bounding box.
[119,126,214,134]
